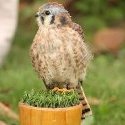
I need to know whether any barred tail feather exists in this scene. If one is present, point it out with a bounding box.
[76,84,92,119]
[80,86,92,117]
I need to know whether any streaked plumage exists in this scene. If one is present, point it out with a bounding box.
[30,2,92,119]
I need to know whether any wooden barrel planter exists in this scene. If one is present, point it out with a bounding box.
[19,89,82,125]
[19,103,82,125]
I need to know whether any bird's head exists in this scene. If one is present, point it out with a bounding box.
[35,2,72,27]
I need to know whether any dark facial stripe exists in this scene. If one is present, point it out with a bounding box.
[50,15,55,24]
[60,16,67,25]
[41,16,44,24]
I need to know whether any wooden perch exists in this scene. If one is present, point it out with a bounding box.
[0,102,19,121]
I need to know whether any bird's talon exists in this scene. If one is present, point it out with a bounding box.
[52,87,73,93]
[52,87,60,91]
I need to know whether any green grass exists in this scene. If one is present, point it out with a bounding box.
[21,89,80,108]
[85,55,125,125]
[0,18,125,125]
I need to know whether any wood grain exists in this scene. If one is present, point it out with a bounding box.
[19,103,82,125]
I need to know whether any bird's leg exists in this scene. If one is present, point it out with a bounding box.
[44,82,55,89]
[67,83,75,92]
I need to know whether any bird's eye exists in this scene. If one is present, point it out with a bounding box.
[45,10,50,15]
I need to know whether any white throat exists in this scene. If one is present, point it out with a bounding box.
[44,16,52,26]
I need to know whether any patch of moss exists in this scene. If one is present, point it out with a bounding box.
[21,89,80,108]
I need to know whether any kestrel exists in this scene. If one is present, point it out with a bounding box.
[30,2,92,119]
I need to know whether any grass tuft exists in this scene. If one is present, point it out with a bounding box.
[21,89,80,108]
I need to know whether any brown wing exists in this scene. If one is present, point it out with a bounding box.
[70,23,84,38]
[69,23,93,118]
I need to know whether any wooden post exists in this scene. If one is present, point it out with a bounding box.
[19,103,82,125]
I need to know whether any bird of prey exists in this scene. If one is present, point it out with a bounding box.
[30,2,92,119]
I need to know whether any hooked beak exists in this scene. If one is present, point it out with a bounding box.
[35,12,39,18]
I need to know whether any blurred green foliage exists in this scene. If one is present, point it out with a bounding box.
[0,0,125,124]
[75,0,125,23]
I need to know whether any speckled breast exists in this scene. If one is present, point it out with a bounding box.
[30,26,87,86]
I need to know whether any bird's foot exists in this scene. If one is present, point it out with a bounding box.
[52,87,74,93]
[52,87,60,91]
